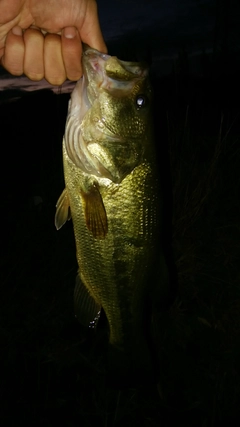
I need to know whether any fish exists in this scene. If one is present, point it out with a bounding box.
[55,47,169,384]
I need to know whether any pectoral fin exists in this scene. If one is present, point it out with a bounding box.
[80,183,108,239]
[55,188,71,230]
[74,275,101,329]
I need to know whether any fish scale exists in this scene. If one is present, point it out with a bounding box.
[62,138,160,347]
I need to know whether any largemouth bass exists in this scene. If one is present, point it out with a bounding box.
[55,47,169,383]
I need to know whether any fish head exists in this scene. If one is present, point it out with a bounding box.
[83,47,152,139]
[65,47,153,183]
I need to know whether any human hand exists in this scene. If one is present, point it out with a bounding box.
[0,0,107,85]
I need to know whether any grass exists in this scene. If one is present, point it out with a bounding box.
[1,75,240,426]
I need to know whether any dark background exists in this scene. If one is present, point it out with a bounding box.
[1,0,240,425]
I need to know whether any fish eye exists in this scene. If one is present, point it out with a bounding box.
[135,94,147,109]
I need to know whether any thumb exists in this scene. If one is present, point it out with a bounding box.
[77,0,107,53]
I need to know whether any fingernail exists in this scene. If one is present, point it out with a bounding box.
[12,26,22,36]
[63,27,77,39]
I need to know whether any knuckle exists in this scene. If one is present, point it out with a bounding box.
[44,33,61,48]
[24,28,44,42]
[45,73,66,86]
[25,71,44,81]
[4,58,23,75]
[67,71,82,82]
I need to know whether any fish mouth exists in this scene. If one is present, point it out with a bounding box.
[83,46,148,103]
[82,46,110,104]
[83,45,148,76]
[79,47,124,142]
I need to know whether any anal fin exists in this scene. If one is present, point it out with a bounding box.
[55,188,71,230]
[74,275,101,329]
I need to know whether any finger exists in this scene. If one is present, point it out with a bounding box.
[79,1,107,53]
[23,28,44,81]
[44,33,66,86]
[62,27,82,81]
[1,26,24,75]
